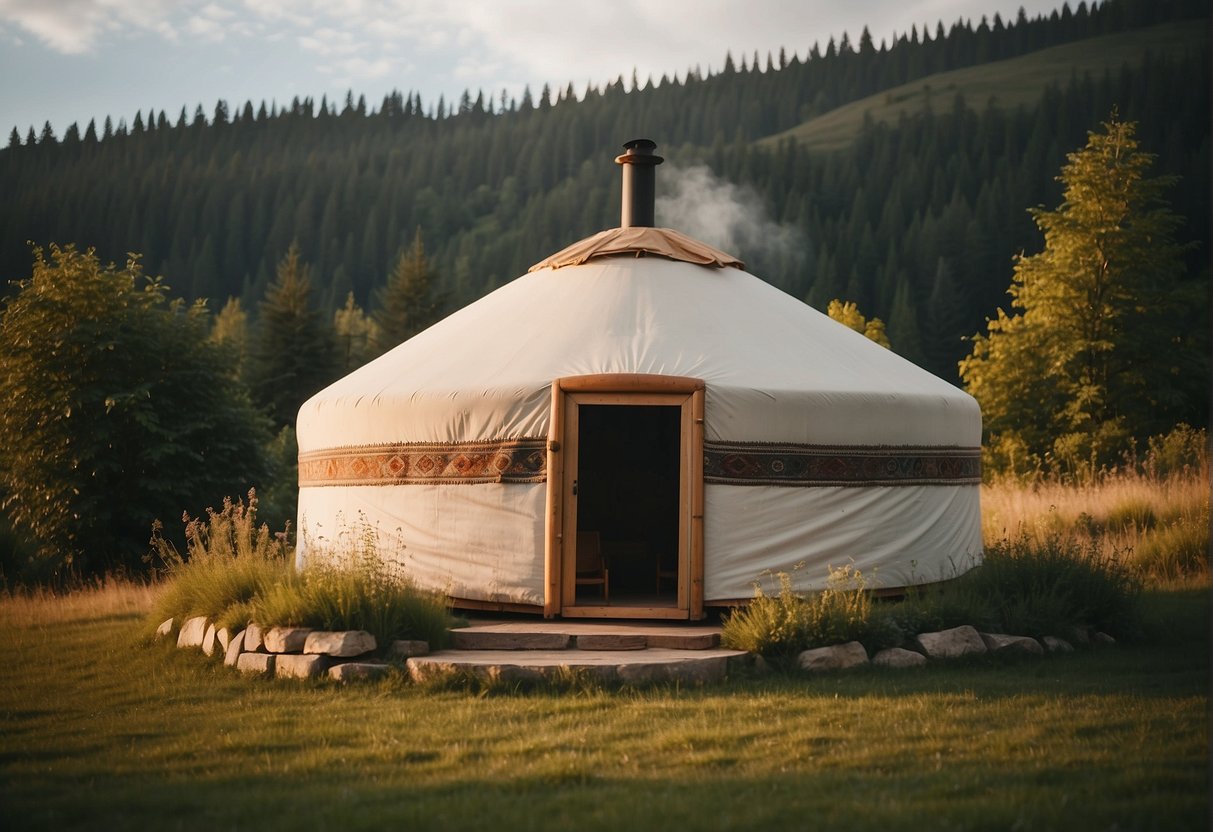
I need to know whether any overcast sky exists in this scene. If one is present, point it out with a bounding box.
[1,0,1069,137]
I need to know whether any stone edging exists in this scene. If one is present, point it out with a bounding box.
[158,616,1118,683]
[792,623,1116,672]
[158,616,429,682]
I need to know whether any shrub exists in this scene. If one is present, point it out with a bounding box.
[929,535,1143,639]
[723,534,1145,658]
[146,491,289,634]
[254,525,452,651]
[1132,521,1210,583]
[721,565,904,657]
[1144,424,1208,478]
[1104,499,1157,531]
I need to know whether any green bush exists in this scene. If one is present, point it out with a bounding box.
[146,491,289,634]
[1144,423,1208,478]
[721,565,904,657]
[1133,521,1211,582]
[723,535,1144,658]
[254,526,452,651]
[957,535,1143,639]
[1105,499,1157,531]
[148,504,453,651]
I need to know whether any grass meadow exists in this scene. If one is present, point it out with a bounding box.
[0,467,1208,831]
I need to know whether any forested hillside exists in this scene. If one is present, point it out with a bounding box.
[1,0,1208,388]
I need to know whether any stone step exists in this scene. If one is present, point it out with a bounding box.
[450,631,572,650]
[449,624,721,651]
[406,647,748,685]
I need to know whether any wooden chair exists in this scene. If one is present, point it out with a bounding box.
[575,531,608,602]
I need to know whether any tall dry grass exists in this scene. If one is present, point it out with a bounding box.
[982,455,1209,586]
[0,576,157,627]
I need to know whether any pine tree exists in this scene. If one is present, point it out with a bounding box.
[248,243,338,427]
[372,228,445,354]
[887,277,927,364]
[960,115,1202,476]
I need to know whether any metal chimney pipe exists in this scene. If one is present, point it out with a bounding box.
[615,138,664,227]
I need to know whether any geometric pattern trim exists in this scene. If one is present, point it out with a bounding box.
[703,441,982,487]
[298,439,548,487]
[299,439,981,488]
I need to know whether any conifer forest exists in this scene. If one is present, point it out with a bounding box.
[3,0,1207,383]
[0,0,1209,574]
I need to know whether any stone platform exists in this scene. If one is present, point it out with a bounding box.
[407,618,748,684]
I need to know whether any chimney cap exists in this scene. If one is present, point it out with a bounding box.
[615,138,664,166]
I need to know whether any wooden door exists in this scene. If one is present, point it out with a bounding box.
[544,375,704,620]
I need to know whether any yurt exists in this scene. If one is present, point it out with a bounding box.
[296,140,982,620]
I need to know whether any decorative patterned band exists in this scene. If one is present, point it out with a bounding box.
[703,442,982,487]
[298,439,548,487]
[299,439,981,488]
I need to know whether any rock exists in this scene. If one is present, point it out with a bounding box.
[387,639,430,659]
[980,633,1044,656]
[872,647,927,668]
[575,634,646,651]
[1066,626,1092,647]
[275,654,328,679]
[797,641,869,672]
[1092,631,1117,646]
[1042,636,1074,653]
[202,624,218,656]
[216,627,232,653]
[244,623,264,652]
[915,625,987,659]
[176,616,209,649]
[329,662,392,682]
[236,652,275,676]
[263,627,313,653]
[224,629,246,667]
[155,618,174,638]
[304,630,377,657]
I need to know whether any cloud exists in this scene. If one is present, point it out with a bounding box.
[297,26,361,58]
[238,0,312,27]
[331,56,392,81]
[186,5,232,42]
[0,0,179,54]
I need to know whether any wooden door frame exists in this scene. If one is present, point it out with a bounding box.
[544,374,705,620]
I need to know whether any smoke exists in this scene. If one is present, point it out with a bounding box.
[656,164,809,292]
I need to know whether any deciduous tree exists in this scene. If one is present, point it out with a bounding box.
[827,299,892,348]
[0,245,270,577]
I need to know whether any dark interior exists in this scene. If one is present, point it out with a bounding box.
[575,404,681,606]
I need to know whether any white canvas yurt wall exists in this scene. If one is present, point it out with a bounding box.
[296,223,983,610]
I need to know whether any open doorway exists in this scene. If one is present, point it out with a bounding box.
[547,374,705,620]
[575,404,680,607]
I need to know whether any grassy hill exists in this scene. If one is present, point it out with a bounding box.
[759,20,1208,152]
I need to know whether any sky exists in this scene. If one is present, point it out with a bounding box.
[0,0,1070,138]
